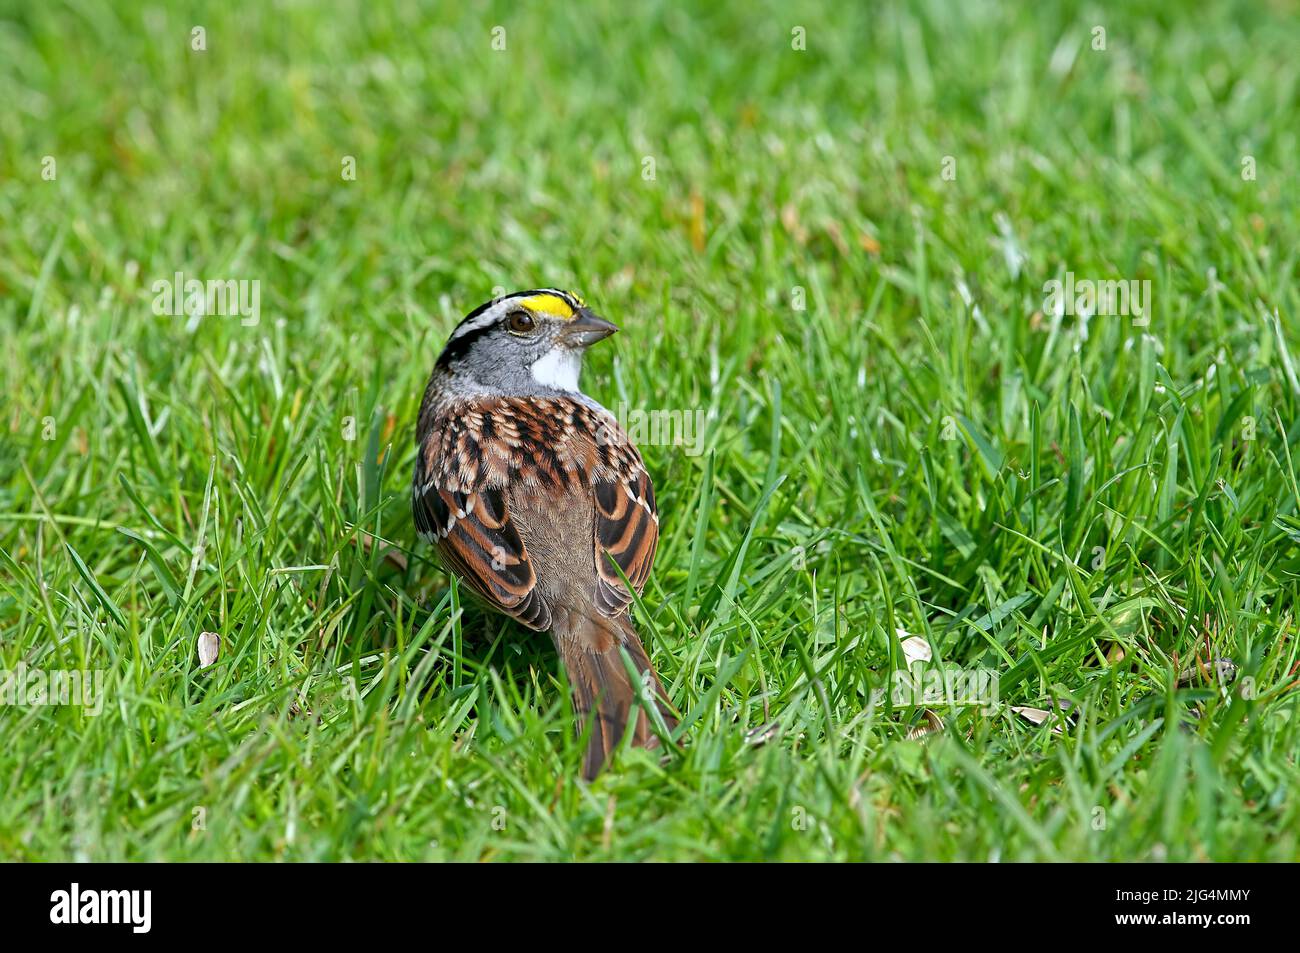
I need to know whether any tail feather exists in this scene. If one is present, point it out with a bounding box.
[550,608,677,780]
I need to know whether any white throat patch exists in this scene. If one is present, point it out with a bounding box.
[530,348,581,392]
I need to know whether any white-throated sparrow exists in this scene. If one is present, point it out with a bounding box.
[412,289,677,779]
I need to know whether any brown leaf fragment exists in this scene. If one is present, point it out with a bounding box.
[1011,700,1074,734]
[906,709,945,740]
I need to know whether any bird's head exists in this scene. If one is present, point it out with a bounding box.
[434,289,618,396]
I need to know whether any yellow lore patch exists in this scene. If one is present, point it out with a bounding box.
[517,293,577,319]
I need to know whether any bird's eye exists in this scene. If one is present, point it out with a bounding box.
[507,310,537,335]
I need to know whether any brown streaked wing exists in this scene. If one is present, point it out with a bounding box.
[413,473,552,631]
[592,464,659,617]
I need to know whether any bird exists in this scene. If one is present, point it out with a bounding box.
[412,288,678,779]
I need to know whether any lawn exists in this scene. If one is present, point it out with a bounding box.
[1,0,1298,861]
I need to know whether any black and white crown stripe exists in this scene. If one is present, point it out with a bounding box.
[447,288,582,343]
[436,289,584,368]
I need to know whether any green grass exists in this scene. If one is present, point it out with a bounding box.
[2,0,1299,861]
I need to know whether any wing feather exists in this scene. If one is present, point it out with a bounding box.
[592,462,659,617]
[413,423,551,631]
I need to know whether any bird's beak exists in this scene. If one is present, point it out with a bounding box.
[562,309,619,348]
